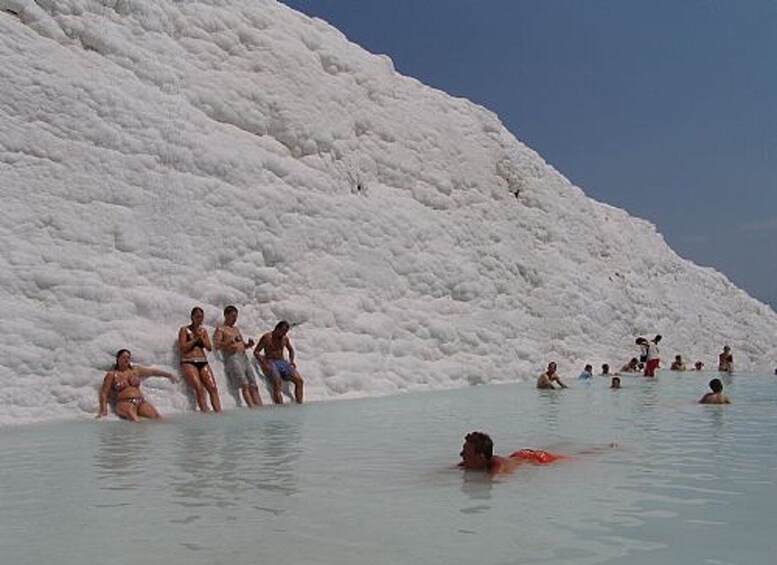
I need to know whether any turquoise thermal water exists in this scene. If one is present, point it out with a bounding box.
[1,371,775,564]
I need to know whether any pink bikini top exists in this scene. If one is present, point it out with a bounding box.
[112,371,141,392]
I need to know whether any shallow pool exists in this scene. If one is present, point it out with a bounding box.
[1,371,775,564]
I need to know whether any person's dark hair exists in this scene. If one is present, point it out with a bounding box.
[653,334,662,343]
[114,349,131,370]
[584,364,592,372]
[630,357,638,365]
[224,305,238,316]
[191,306,204,317]
[275,320,290,332]
[602,364,609,372]
[709,378,723,393]
[635,337,645,345]
[465,431,493,460]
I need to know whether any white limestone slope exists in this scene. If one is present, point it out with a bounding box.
[1,0,775,426]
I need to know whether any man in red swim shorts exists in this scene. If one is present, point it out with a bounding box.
[458,432,566,475]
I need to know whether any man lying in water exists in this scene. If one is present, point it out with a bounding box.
[458,431,566,475]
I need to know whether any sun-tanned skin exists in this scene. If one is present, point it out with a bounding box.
[537,361,567,390]
[98,349,177,422]
[699,378,731,404]
[179,306,221,412]
[458,432,565,475]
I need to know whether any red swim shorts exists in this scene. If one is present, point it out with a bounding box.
[509,449,565,464]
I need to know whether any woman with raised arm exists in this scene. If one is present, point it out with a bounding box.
[98,349,177,422]
[179,306,221,412]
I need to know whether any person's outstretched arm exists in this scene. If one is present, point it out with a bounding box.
[136,366,177,382]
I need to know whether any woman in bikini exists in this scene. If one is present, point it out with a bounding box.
[97,349,177,421]
[179,306,221,412]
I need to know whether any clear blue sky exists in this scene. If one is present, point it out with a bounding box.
[282,0,777,309]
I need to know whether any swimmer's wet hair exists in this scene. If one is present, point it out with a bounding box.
[465,431,493,460]
[224,305,238,316]
[275,320,290,331]
[191,306,203,316]
[709,378,723,393]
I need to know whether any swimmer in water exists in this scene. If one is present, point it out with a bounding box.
[458,432,566,475]
[620,358,640,373]
[699,378,731,404]
[670,355,686,371]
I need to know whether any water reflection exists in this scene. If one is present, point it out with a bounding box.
[459,471,493,511]
[536,389,561,428]
[169,412,303,512]
[95,421,152,491]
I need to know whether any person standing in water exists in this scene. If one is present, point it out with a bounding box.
[179,306,221,412]
[644,335,662,377]
[214,306,262,408]
[718,345,734,373]
[254,320,304,404]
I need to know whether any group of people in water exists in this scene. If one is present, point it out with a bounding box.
[535,335,736,405]
[462,336,738,476]
[98,306,304,422]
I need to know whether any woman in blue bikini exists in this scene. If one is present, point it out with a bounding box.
[97,349,177,421]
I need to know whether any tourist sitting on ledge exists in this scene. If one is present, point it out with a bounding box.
[98,349,177,422]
